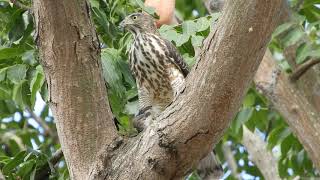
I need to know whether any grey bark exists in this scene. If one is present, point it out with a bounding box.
[32,0,118,179]
[90,1,284,179]
[33,0,284,179]
[206,0,320,171]
[254,50,320,170]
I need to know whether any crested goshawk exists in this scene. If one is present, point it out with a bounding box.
[120,13,222,179]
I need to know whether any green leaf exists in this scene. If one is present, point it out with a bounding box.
[21,50,36,65]
[296,43,312,64]
[272,22,295,38]
[7,64,27,84]
[29,66,45,107]
[0,84,11,100]
[182,20,198,35]
[16,159,36,178]
[196,17,210,32]
[243,93,256,108]
[175,33,190,47]
[161,29,189,46]
[302,5,320,23]
[124,100,138,115]
[231,108,253,138]
[295,43,320,64]
[0,47,25,60]
[101,48,127,116]
[12,80,30,108]
[210,13,221,22]
[2,151,27,175]
[159,24,174,33]
[0,68,7,81]
[160,29,179,42]
[281,134,293,155]
[183,53,195,66]
[40,81,48,102]
[278,158,289,178]
[282,28,305,48]
[101,49,126,94]
[308,49,320,58]
[267,126,291,149]
[191,35,204,47]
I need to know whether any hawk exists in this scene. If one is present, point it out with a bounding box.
[120,12,189,128]
[120,13,222,179]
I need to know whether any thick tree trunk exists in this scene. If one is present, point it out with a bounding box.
[32,0,118,179]
[89,1,284,179]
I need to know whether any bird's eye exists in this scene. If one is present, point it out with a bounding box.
[132,15,137,20]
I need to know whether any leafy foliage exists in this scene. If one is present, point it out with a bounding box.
[0,0,319,179]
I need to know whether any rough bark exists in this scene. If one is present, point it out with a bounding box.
[32,0,118,179]
[242,126,281,180]
[254,50,320,170]
[295,65,320,112]
[206,0,320,171]
[285,46,320,112]
[89,1,283,179]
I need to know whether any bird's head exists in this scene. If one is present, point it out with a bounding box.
[119,13,157,35]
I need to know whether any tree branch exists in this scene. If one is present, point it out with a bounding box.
[254,50,320,170]
[289,58,320,82]
[50,148,64,165]
[242,126,281,180]
[223,143,240,179]
[32,0,118,179]
[282,29,320,112]
[89,1,284,179]
[206,0,320,172]
[26,107,58,142]
[35,148,64,180]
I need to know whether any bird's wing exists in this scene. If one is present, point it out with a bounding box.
[162,39,190,77]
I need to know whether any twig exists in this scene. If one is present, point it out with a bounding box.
[9,0,31,10]
[289,58,320,82]
[222,143,241,179]
[35,149,64,180]
[50,148,64,165]
[26,107,58,142]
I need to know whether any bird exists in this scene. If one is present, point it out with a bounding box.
[120,12,189,130]
[120,12,222,179]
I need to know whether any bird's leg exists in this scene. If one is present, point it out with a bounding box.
[133,106,153,132]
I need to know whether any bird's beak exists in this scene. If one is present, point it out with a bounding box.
[119,18,128,29]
